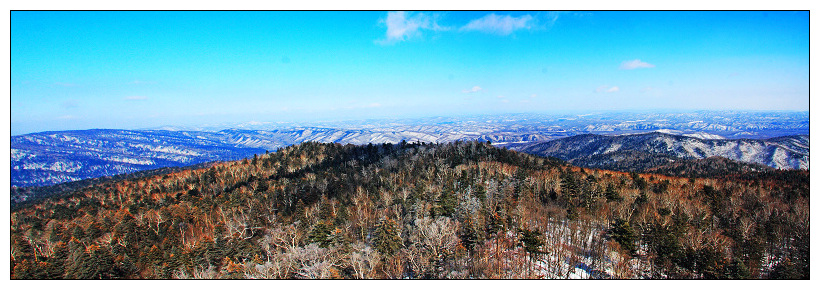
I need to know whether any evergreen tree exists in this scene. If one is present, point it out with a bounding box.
[604,184,621,202]
[519,228,545,257]
[308,221,333,247]
[460,218,481,252]
[727,258,751,279]
[373,218,402,256]
[611,218,637,256]
[561,173,580,206]
[433,188,457,217]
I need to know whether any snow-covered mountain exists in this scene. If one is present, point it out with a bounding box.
[11,111,809,188]
[11,129,265,187]
[511,132,809,171]
[10,127,552,187]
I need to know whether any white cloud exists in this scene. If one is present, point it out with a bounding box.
[377,12,573,44]
[376,11,445,44]
[462,86,482,93]
[497,95,506,98]
[460,13,534,35]
[124,96,148,100]
[596,85,619,93]
[619,59,655,70]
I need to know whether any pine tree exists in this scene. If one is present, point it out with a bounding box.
[308,221,333,247]
[604,184,621,202]
[561,173,580,206]
[727,258,751,279]
[433,188,457,217]
[611,218,637,256]
[460,218,480,252]
[373,218,402,256]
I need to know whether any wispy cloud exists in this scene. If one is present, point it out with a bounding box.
[460,13,534,35]
[57,115,76,120]
[619,59,655,70]
[376,11,446,45]
[595,85,620,93]
[61,100,79,109]
[497,95,506,98]
[377,12,571,44]
[462,86,482,93]
[539,11,563,29]
[124,96,148,100]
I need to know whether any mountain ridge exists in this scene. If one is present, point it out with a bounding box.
[510,132,809,172]
[11,111,810,188]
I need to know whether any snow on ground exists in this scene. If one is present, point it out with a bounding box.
[20,161,83,172]
[528,220,634,279]
[132,144,202,156]
[683,132,725,140]
[103,156,155,166]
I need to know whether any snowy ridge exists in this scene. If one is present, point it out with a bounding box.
[515,132,809,170]
[10,111,809,187]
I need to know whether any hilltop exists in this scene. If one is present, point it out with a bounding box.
[11,141,809,279]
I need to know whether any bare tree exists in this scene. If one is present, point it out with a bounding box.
[409,216,461,278]
[347,242,380,279]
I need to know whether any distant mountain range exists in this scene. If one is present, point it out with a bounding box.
[11,111,810,188]
[509,132,809,173]
[11,129,265,187]
[10,126,551,187]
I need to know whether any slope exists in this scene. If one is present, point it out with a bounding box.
[511,132,809,172]
[10,141,809,279]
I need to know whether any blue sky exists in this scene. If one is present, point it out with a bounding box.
[10,11,809,135]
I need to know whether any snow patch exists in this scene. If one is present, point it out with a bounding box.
[104,156,155,165]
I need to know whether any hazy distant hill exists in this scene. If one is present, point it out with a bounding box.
[511,132,809,172]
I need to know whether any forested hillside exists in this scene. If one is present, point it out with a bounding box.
[10,141,809,279]
[512,132,809,171]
